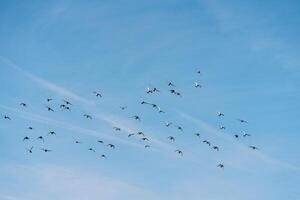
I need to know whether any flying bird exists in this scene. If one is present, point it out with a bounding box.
[97,140,104,144]
[176,126,183,131]
[47,98,53,102]
[243,133,251,137]
[23,136,30,141]
[20,103,27,107]
[28,127,33,130]
[141,137,149,141]
[3,115,11,120]
[194,133,200,137]
[219,125,226,130]
[167,82,175,87]
[194,82,202,88]
[88,148,96,152]
[234,134,239,139]
[83,114,92,119]
[136,131,145,136]
[93,91,102,97]
[175,149,183,156]
[113,127,121,131]
[41,148,51,152]
[238,119,248,123]
[26,146,34,153]
[37,136,44,142]
[213,146,219,151]
[63,100,72,105]
[48,131,56,135]
[120,106,127,110]
[107,144,115,149]
[128,133,135,137]
[144,145,150,148]
[217,164,224,169]
[249,146,259,150]
[131,115,141,121]
[167,136,175,142]
[203,140,211,146]
[100,154,107,159]
[45,106,54,112]
[217,112,224,117]
[165,122,172,127]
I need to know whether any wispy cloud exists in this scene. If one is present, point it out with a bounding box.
[0,56,93,105]
[179,111,300,171]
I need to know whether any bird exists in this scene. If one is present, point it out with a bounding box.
[88,148,96,152]
[219,125,226,130]
[120,106,127,110]
[165,122,172,127]
[128,133,135,137]
[158,109,165,114]
[26,146,34,153]
[194,82,202,88]
[203,140,211,146]
[217,112,224,117]
[217,164,224,169]
[213,146,219,151]
[194,133,200,137]
[146,87,153,94]
[63,100,72,105]
[93,91,102,97]
[28,127,33,130]
[234,134,239,139]
[100,154,107,159]
[20,103,27,107]
[46,98,53,102]
[48,131,56,135]
[97,140,104,144]
[131,115,141,121]
[113,127,121,131]
[45,106,54,112]
[238,119,248,123]
[136,131,145,136]
[60,104,66,108]
[144,145,150,148]
[141,137,149,141]
[175,149,183,156]
[197,70,201,75]
[41,148,51,152]
[153,87,160,93]
[167,82,175,87]
[243,133,251,137]
[23,136,30,141]
[141,101,150,105]
[249,146,259,150]
[37,136,44,142]
[176,92,182,97]
[176,126,183,131]
[107,144,115,149]
[83,114,92,119]
[4,115,11,120]
[167,136,175,142]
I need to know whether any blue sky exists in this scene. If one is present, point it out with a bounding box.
[0,0,300,199]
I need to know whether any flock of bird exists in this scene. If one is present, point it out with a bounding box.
[1,69,259,169]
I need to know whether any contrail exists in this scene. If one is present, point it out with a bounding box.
[0,56,93,105]
[178,111,300,172]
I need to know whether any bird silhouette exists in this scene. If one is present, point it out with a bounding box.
[28,127,33,130]
[41,148,51,152]
[97,140,104,144]
[141,101,150,105]
[167,82,175,87]
[26,146,34,153]
[20,103,27,107]
[234,134,239,139]
[131,115,141,121]
[175,149,183,156]
[37,136,44,142]
[45,106,54,112]
[136,131,145,136]
[167,136,175,142]
[83,114,92,119]
[194,133,200,137]
[107,144,115,149]
[176,126,183,131]
[120,106,127,110]
[217,112,224,117]
[213,146,219,151]
[100,154,107,159]
[219,125,226,130]
[144,145,150,148]
[217,164,224,169]
[113,127,121,131]
[141,137,149,141]
[194,82,202,88]
[47,98,53,102]
[203,140,211,146]
[4,115,11,120]
[48,131,56,135]
[88,148,96,152]
[63,100,72,105]
[238,119,248,123]
[23,136,30,141]
[249,146,259,150]
[243,133,251,137]
[165,122,172,127]
[128,133,135,137]
[93,91,102,97]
